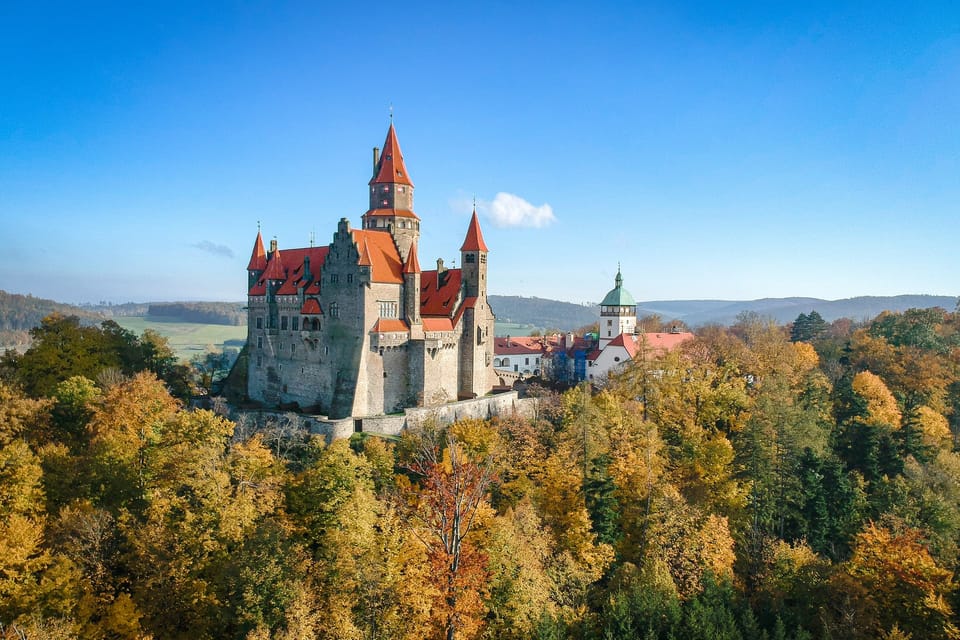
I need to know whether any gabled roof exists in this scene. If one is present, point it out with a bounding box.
[494,336,547,356]
[301,298,322,315]
[248,246,328,296]
[460,210,489,252]
[608,331,694,359]
[247,231,267,271]
[420,268,462,317]
[369,123,413,187]
[403,242,421,274]
[351,230,403,283]
[357,238,373,267]
[263,247,285,281]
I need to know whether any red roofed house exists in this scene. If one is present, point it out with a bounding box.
[246,123,496,418]
[584,268,694,382]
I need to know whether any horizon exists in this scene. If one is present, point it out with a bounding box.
[2,2,958,304]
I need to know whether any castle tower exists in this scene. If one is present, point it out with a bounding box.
[403,242,422,325]
[459,210,494,398]
[460,209,488,298]
[246,229,267,289]
[598,266,636,349]
[362,123,420,262]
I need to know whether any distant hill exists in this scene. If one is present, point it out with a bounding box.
[489,295,597,331]
[637,295,958,326]
[0,290,104,332]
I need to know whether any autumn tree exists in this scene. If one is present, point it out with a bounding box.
[399,424,496,640]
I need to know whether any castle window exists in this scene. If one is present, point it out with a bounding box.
[382,185,389,192]
[398,186,405,192]
[330,303,339,318]
[525,357,530,365]
[614,357,621,362]
[607,320,613,326]
[256,355,262,367]
[281,316,288,330]
[464,253,475,263]
[291,343,297,356]
[292,317,299,331]
[347,274,353,283]
[480,254,486,263]
[330,274,339,284]
[378,300,398,318]
[382,199,388,206]
[257,336,263,349]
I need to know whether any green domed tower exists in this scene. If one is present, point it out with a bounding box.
[599,266,637,348]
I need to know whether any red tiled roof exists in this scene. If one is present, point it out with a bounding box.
[357,238,373,267]
[371,318,409,333]
[612,332,695,359]
[247,231,267,271]
[494,336,548,356]
[351,230,403,283]
[369,123,413,187]
[422,317,454,332]
[301,298,322,315]
[403,243,421,274]
[420,268,462,316]
[460,210,489,252]
[363,208,420,220]
[248,246,329,297]
[263,247,285,281]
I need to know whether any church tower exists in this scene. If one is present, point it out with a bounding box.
[598,266,637,349]
[362,123,420,262]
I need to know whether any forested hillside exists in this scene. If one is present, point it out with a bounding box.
[2,307,960,638]
[147,302,246,325]
[489,295,597,330]
[0,290,103,331]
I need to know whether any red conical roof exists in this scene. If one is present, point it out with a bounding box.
[247,231,267,271]
[369,123,414,187]
[403,242,421,274]
[460,210,489,252]
[263,246,285,280]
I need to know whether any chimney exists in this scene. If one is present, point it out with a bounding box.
[566,332,575,348]
[373,147,380,175]
[436,257,445,274]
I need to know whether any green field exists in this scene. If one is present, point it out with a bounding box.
[113,316,246,362]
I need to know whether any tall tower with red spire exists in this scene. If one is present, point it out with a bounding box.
[459,209,495,397]
[362,123,420,262]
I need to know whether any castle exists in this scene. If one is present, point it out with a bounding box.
[245,123,496,419]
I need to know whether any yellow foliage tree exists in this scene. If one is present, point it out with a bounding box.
[852,371,902,428]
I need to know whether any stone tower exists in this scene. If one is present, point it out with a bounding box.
[598,266,637,349]
[459,210,495,397]
[362,123,420,262]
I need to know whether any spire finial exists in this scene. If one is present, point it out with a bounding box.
[615,263,623,289]
[472,194,477,211]
[257,219,261,232]
[389,103,393,122]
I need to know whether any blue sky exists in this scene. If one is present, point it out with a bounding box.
[2,1,958,305]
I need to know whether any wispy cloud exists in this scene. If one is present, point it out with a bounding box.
[480,192,556,228]
[191,240,235,259]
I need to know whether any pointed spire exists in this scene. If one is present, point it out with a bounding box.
[615,264,623,289]
[369,123,414,187]
[247,230,267,271]
[403,242,421,274]
[263,244,285,280]
[357,238,373,267]
[460,209,489,252]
